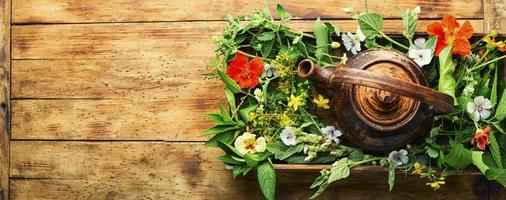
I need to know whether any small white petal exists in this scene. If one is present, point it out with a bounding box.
[467,102,476,113]
[474,96,485,105]
[414,38,426,49]
[481,98,492,109]
[472,111,481,122]
[414,6,421,14]
[356,27,366,41]
[480,109,491,120]
[399,149,408,156]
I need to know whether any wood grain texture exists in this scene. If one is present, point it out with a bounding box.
[12,0,484,24]
[0,0,9,199]
[484,0,506,34]
[9,141,489,200]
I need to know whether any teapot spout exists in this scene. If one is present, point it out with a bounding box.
[297,59,334,85]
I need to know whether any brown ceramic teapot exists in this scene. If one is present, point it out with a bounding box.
[297,48,454,151]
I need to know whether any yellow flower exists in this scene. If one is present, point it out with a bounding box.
[279,113,293,127]
[288,94,304,111]
[331,41,341,48]
[484,35,496,46]
[313,94,330,109]
[340,54,348,64]
[234,132,267,155]
[426,178,445,191]
[411,162,427,175]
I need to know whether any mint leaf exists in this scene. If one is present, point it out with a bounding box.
[425,36,437,55]
[276,4,290,21]
[444,142,472,169]
[358,13,383,39]
[258,161,276,200]
[401,10,417,42]
[238,104,257,122]
[314,18,331,64]
[327,162,350,183]
[438,44,457,104]
[218,70,241,94]
[257,32,275,41]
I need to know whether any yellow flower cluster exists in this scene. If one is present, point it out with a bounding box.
[484,35,506,52]
[426,177,445,191]
[313,94,330,109]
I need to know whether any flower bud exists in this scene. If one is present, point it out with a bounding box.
[331,41,341,48]
[491,30,498,37]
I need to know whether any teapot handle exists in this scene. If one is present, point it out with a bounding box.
[298,59,454,115]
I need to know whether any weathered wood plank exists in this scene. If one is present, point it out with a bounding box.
[12,0,484,24]
[484,0,506,34]
[9,141,488,199]
[0,0,9,199]
[11,99,219,140]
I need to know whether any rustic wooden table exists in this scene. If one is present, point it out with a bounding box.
[1,0,505,199]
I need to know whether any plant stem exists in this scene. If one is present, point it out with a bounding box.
[350,157,383,168]
[470,54,506,71]
[237,50,273,61]
[380,32,409,50]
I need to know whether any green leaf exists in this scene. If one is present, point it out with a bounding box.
[225,88,236,113]
[358,13,383,39]
[309,183,329,199]
[205,130,238,147]
[495,87,506,121]
[201,125,239,136]
[220,105,233,123]
[489,131,503,168]
[310,175,327,189]
[261,39,275,57]
[257,32,275,41]
[276,4,290,21]
[275,144,304,160]
[207,113,224,124]
[284,155,336,164]
[401,10,417,42]
[348,149,364,162]
[425,36,437,55]
[493,122,505,134]
[217,141,243,158]
[438,44,457,104]
[314,18,331,64]
[238,104,257,122]
[217,70,241,94]
[485,168,506,187]
[218,154,244,165]
[472,151,490,174]
[244,153,260,167]
[426,147,439,158]
[327,162,350,183]
[232,165,251,178]
[491,64,499,107]
[444,142,472,169]
[388,164,396,191]
[257,161,276,200]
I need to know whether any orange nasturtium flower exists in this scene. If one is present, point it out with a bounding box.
[226,52,264,89]
[427,15,474,57]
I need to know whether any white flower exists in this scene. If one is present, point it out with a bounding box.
[413,38,426,49]
[414,6,421,14]
[234,132,267,155]
[320,125,342,145]
[280,127,297,146]
[409,48,432,67]
[263,63,278,78]
[467,96,492,122]
[463,85,475,96]
[254,88,264,103]
[303,145,309,154]
[342,32,362,55]
[408,38,433,67]
[356,27,366,41]
[388,149,409,166]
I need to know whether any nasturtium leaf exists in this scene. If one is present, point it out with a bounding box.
[426,146,439,158]
[258,161,276,200]
[444,142,472,169]
[358,13,383,39]
[438,44,457,104]
[217,70,241,94]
